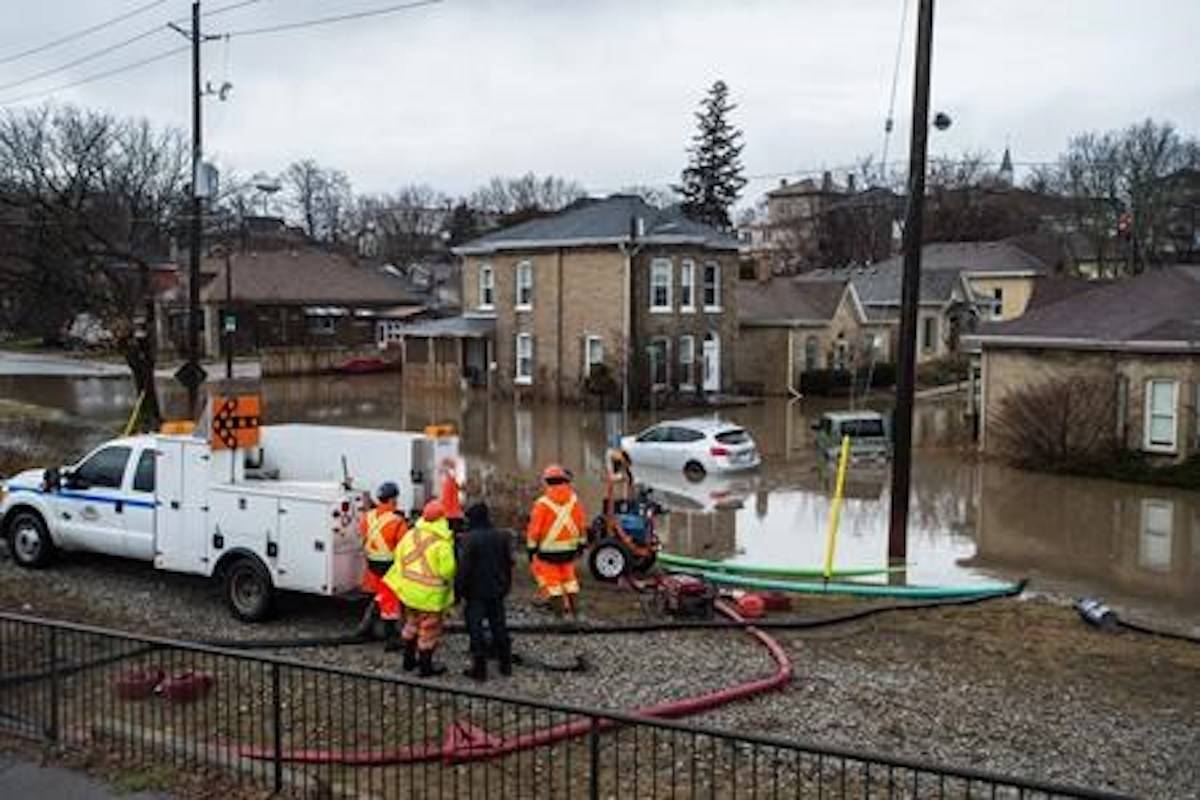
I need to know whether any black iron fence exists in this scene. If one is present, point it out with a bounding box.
[0,612,1127,799]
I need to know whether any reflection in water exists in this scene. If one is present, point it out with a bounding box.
[1,373,1196,615]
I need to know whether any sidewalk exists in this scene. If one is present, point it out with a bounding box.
[0,753,171,799]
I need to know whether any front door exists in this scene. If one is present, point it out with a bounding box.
[56,444,133,556]
[702,333,721,392]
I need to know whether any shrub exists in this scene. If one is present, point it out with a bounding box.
[989,376,1119,469]
[799,363,896,396]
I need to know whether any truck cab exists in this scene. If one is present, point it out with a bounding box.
[812,410,892,466]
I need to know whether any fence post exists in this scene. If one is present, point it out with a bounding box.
[271,662,283,793]
[588,716,600,800]
[46,627,59,743]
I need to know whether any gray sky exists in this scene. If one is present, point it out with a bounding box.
[2,0,1198,204]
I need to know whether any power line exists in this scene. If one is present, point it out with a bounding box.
[224,0,443,38]
[0,25,168,95]
[0,45,189,107]
[0,0,171,66]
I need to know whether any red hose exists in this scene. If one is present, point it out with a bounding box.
[240,599,792,766]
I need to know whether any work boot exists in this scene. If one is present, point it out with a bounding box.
[418,649,446,678]
[401,639,418,672]
[463,655,487,682]
[383,621,401,653]
[497,642,513,677]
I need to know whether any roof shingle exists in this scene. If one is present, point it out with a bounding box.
[201,249,422,306]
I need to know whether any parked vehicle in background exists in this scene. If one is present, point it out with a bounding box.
[812,410,891,465]
[621,418,760,479]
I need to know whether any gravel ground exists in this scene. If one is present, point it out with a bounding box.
[0,548,1197,798]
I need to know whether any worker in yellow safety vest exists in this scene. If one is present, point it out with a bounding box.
[358,482,408,651]
[526,464,586,616]
[384,499,457,677]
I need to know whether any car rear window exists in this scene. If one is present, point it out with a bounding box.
[715,429,751,445]
[840,419,886,438]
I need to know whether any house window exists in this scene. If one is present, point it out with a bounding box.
[992,287,1004,319]
[703,261,721,310]
[921,316,937,353]
[377,320,405,346]
[833,335,849,371]
[648,337,669,387]
[804,336,819,371]
[650,258,672,311]
[308,316,336,335]
[680,260,695,311]
[515,260,533,310]
[515,333,534,385]
[584,335,604,378]
[1139,499,1173,572]
[478,263,495,310]
[1144,379,1179,452]
[678,335,695,388]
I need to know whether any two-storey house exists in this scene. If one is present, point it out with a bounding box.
[444,194,741,404]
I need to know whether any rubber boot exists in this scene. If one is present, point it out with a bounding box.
[383,620,401,653]
[497,642,513,677]
[463,655,487,682]
[401,638,418,672]
[418,649,446,678]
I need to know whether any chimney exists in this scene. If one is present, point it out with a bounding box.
[821,171,833,192]
[847,174,857,193]
[779,178,788,188]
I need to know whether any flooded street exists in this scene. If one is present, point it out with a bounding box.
[1,370,1197,622]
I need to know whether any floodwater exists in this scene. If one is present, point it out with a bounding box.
[0,370,1197,622]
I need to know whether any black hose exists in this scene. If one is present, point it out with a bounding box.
[1117,619,1200,645]
[0,643,159,690]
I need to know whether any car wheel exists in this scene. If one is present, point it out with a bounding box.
[224,557,275,622]
[8,510,54,568]
[683,461,706,482]
[588,539,630,582]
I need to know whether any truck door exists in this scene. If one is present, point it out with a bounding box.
[57,445,133,557]
[123,447,158,560]
[154,439,210,575]
[274,497,331,594]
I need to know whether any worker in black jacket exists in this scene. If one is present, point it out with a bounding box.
[455,502,513,681]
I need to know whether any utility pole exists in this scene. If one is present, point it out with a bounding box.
[887,0,935,565]
[188,0,202,412]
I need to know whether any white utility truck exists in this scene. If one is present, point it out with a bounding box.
[0,423,461,621]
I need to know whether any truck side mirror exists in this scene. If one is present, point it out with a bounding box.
[41,467,61,492]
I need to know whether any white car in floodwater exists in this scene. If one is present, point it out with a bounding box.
[621,418,760,479]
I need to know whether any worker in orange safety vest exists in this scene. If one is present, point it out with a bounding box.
[525,464,586,616]
[440,458,465,534]
[358,482,409,651]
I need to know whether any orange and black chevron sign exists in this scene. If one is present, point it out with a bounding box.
[211,394,261,451]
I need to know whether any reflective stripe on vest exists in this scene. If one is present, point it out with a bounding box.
[535,495,580,553]
[363,509,398,563]
[401,529,446,589]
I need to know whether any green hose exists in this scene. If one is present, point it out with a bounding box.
[666,565,1022,599]
[657,552,898,579]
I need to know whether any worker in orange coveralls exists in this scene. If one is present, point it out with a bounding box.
[440,458,465,534]
[358,482,408,651]
[525,464,586,616]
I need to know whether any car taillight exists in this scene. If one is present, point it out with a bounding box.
[710,446,729,457]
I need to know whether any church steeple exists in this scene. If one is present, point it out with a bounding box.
[998,145,1014,188]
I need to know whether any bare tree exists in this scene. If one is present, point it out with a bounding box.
[0,105,188,426]
[283,158,323,238]
[620,184,679,209]
[354,184,449,263]
[469,173,586,224]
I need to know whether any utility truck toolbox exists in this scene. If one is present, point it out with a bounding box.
[1,422,463,622]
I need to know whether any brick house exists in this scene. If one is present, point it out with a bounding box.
[736,278,892,395]
[972,266,1200,463]
[448,195,741,403]
[200,248,423,357]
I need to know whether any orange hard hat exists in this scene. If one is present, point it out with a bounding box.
[421,499,446,521]
[541,464,570,483]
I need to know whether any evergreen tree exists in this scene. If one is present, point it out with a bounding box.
[675,80,747,229]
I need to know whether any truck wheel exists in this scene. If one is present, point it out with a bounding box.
[223,557,275,622]
[589,539,630,583]
[8,510,53,568]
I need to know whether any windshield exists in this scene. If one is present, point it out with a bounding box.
[839,419,886,438]
[715,429,751,445]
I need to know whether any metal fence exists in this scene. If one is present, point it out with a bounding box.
[0,612,1127,799]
